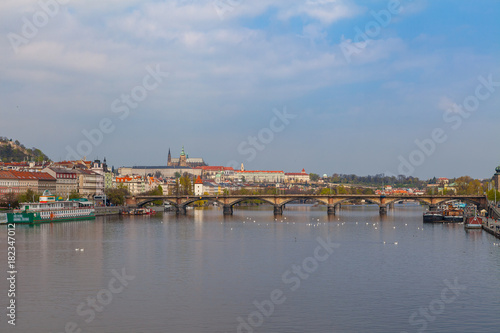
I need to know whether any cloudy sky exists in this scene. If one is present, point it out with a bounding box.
[1,0,499,179]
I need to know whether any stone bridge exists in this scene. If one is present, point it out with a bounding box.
[125,194,488,216]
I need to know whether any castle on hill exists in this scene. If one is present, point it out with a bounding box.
[167,146,207,168]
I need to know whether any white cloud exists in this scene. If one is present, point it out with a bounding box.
[277,0,362,25]
[438,96,460,112]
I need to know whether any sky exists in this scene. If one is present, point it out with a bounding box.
[1,0,499,180]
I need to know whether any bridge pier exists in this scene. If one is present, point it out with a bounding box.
[223,205,233,215]
[379,205,387,215]
[274,205,284,215]
[176,205,187,215]
[327,205,336,215]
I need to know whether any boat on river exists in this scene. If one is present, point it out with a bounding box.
[121,208,156,215]
[443,207,464,222]
[423,210,444,222]
[6,190,95,224]
[424,203,466,223]
[464,216,483,229]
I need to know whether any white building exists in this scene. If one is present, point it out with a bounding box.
[233,170,285,183]
[285,169,309,183]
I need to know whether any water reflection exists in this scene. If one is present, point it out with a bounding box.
[0,205,499,333]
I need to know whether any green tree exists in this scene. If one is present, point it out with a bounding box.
[442,188,453,195]
[179,173,193,195]
[149,185,164,205]
[454,176,473,194]
[309,173,320,182]
[18,188,39,203]
[173,178,180,195]
[69,191,82,199]
[337,185,348,194]
[105,186,130,206]
[466,179,483,195]
[363,188,375,195]
[487,189,500,202]
[318,188,331,195]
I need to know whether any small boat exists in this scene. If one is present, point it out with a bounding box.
[121,208,156,216]
[465,216,483,229]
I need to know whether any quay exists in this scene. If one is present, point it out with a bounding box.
[95,206,122,216]
[483,217,500,239]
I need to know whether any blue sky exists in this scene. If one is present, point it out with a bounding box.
[1,0,499,179]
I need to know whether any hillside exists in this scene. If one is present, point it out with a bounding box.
[0,137,51,162]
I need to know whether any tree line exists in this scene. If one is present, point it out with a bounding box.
[308,173,425,187]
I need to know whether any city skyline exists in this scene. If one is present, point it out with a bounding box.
[1,1,499,179]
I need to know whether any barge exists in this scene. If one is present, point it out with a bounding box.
[6,191,95,224]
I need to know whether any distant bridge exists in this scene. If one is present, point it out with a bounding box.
[125,194,488,216]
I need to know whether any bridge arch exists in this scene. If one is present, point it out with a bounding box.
[224,196,277,207]
[128,194,487,215]
[279,196,329,206]
[432,197,482,207]
[333,197,382,206]
[383,197,430,207]
[175,197,222,207]
[136,198,177,207]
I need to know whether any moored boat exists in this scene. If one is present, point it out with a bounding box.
[6,190,95,224]
[443,207,464,222]
[423,210,444,223]
[121,208,156,215]
[465,216,483,229]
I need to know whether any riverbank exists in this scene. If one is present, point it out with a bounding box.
[95,206,122,216]
[483,217,500,239]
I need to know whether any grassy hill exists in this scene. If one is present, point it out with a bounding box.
[0,137,51,163]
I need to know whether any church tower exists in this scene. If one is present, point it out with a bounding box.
[167,148,172,166]
[179,146,187,167]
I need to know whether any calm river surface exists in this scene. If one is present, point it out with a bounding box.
[1,204,500,333]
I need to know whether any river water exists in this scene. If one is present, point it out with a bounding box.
[1,204,499,333]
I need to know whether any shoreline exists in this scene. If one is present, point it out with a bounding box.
[483,217,500,239]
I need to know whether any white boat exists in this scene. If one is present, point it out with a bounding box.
[7,190,95,224]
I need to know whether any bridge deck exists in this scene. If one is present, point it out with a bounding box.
[125,194,487,216]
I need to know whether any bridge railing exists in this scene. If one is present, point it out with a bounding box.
[487,199,500,219]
